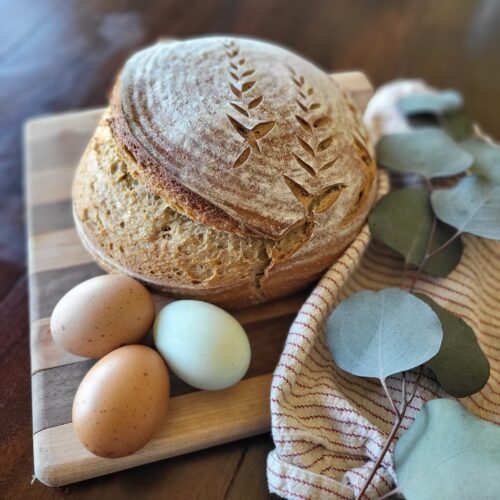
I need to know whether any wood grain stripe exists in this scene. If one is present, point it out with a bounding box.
[33,373,272,487]
[30,318,86,375]
[32,313,295,432]
[30,200,74,235]
[24,108,102,172]
[28,167,75,206]
[30,262,103,321]
[29,227,93,274]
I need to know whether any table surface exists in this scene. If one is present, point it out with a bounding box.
[2,1,500,498]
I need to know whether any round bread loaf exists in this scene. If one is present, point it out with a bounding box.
[73,37,377,308]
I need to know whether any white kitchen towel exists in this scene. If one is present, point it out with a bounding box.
[267,82,500,499]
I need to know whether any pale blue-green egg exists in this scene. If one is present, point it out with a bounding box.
[153,300,251,390]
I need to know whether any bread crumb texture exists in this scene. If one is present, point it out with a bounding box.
[74,115,269,286]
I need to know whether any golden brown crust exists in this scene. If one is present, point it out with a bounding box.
[73,111,375,308]
[111,37,376,240]
[109,83,264,238]
[72,37,378,308]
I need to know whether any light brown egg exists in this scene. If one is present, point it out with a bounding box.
[50,274,155,358]
[72,345,170,458]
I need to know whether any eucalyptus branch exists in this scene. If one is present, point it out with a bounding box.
[425,229,462,261]
[379,487,401,500]
[381,377,401,419]
[356,367,424,500]
[407,216,437,292]
[399,372,407,414]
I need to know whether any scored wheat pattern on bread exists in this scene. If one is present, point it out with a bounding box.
[285,66,346,213]
[224,40,276,167]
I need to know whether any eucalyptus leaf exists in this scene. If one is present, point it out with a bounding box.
[415,293,489,397]
[462,138,500,184]
[395,399,500,500]
[398,90,463,115]
[444,107,473,141]
[369,188,462,277]
[325,289,442,379]
[431,175,500,239]
[376,128,473,178]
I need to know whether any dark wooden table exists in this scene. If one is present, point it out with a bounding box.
[2,1,499,498]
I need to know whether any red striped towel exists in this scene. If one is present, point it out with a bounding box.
[267,82,500,499]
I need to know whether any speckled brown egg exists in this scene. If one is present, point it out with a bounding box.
[50,274,155,358]
[72,345,170,458]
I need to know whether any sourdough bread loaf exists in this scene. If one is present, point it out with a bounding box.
[73,37,377,308]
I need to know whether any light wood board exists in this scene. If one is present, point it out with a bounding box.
[25,71,373,487]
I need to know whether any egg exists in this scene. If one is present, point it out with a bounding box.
[72,345,169,458]
[50,274,155,358]
[153,300,251,390]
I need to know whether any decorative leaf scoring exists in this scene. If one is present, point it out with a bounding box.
[227,115,275,154]
[313,116,331,128]
[248,96,263,109]
[225,43,272,167]
[354,136,372,165]
[317,137,333,152]
[233,147,251,168]
[230,102,249,117]
[312,184,346,213]
[227,114,248,138]
[284,175,345,213]
[284,67,346,214]
[295,115,312,135]
[296,136,315,156]
[283,175,314,209]
[229,83,241,99]
[241,81,256,92]
[293,153,316,177]
[320,158,338,172]
[296,99,308,113]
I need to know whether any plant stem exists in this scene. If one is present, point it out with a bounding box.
[399,372,407,414]
[381,377,401,419]
[379,487,401,500]
[406,215,437,291]
[425,229,462,261]
[356,367,424,500]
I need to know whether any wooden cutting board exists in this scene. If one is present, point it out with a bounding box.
[25,71,372,487]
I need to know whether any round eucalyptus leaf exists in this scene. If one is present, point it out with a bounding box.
[415,294,489,397]
[462,138,500,184]
[369,188,462,277]
[444,108,473,141]
[325,289,442,379]
[431,176,500,239]
[395,399,500,500]
[398,90,463,115]
[376,128,473,178]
